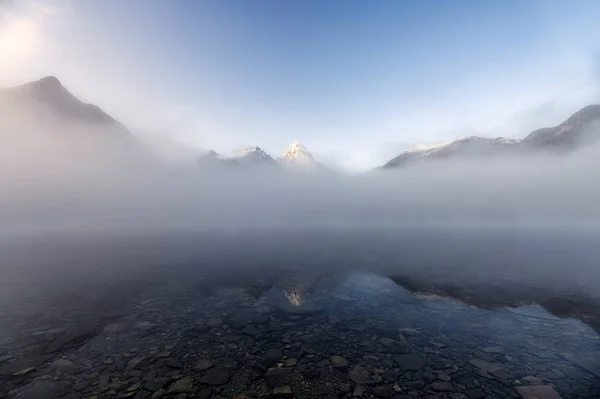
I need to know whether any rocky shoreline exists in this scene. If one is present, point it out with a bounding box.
[0,272,598,399]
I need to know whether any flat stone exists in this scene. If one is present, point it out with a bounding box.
[348,365,369,384]
[272,386,293,398]
[382,370,400,382]
[277,302,323,316]
[224,312,269,329]
[373,386,395,397]
[45,327,98,353]
[331,355,348,370]
[200,368,230,385]
[352,385,365,397]
[167,377,194,394]
[150,389,166,399]
[284,358,297,367]
[265,367,292,387]
[0,355,52,376]
[195,359,213,371]
[395,353,426,371]
[12,367,36,376]
[197,388,212,399]
[49,358,77,371]
[481,346,504,353]
[260,349,282,369]
[516,385,562,399]
[240,325,263,337]
[431,381,453,391]
[7,381,64,399]
[468,358,509,379]
[465,388,486,399]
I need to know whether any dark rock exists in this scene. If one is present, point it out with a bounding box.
[403,381,425,390]
[395,353,426,371]
[265,367,292,387]
[515,385,562,399]
[260,349,283,369]
[224,312,269,329]
[45,327,98,353]
[197,388,212,399]
[349,365,370,384]
[431,381,454,392]
[466,388,486,399]
[200,368,230,385]
[272,385,293,398]
[73,379,92,392]
[195,359,213,371]
[331,355,348,370]
[382,370,400,382]
[7,381,65,399]
[373,386,396,398]
[167,377,194,394]
[0,355,53,376]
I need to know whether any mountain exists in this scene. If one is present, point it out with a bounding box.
[382,105,600,169]
[0,76,154,168]
[279,141,318,167]
[197,146,277,169]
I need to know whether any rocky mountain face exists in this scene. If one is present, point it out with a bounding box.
[382,105,600,169]
[0,76,154,168]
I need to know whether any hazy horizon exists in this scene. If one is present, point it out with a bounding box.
[3,0,600,171]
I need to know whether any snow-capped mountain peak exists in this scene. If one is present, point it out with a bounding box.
[279,141,316,165]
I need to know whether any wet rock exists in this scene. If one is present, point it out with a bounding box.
[382,370,400,382]
[0,355,53,376]
[352,385,365,397]
[167,377,194,394]
[225,312,269,329]
[515,385,562,399]
[73,379,92,392]
[49,358,77,371]
[468,358,509,379]
[431,381,453,392]
[277,302,323,316]
[331,355,348,370]
[12,366,36,376]
[349,365,370,384]
[195,359,213,371]
[404,380,425,390]
[465,388,486,399]
[272,385,293,398]
[395,353,426,371]
[0,354,13,363]
[481,346,503,353]
[260,349,282,369]
[372,386,396,397]
[240,325,263,338]
[45,327,98,353]
[150,389,166,399]
[7,381,65,399]
[200,368,230,385]
[265,367,292,387]
[284,358,297,367]
[197,388,212,399]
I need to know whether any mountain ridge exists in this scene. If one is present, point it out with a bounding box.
[382,104,600,169]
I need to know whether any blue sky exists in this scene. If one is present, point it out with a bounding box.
[2,0,600,170]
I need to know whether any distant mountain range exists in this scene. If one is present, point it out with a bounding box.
[382,105,600,169]
[3,76,600,172]
[198,140,326,170]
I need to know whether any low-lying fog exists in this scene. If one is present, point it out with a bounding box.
[1,116,600,331]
